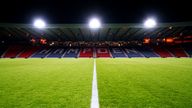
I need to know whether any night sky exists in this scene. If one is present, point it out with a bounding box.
[0,0,191,24]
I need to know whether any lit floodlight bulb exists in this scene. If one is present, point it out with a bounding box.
[33,19,46,29]
[144,18,157,28]
[89,18,101,29]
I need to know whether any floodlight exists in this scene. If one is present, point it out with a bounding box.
[89,18,101,29]
[33,18,46,29]
[144,18,157,28]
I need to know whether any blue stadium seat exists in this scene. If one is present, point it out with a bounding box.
[135,46,159,57]
[47,48,66,58]
[31,48,52,58]
[124,48,144,57]
[110,48,127,57]
[63,48,80,58]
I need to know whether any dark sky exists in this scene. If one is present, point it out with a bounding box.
[0,0,191,24]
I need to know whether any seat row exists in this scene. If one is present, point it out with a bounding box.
[0,46,191,58]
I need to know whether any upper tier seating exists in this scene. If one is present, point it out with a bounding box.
[3,45,24,58]
[96,48,111,57]
[79,48,93,57]
[153,46,173,57]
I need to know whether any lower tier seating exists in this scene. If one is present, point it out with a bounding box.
[153,47,173,57]
[96,48,111,57]
[124,47,144,57]
[110,48,127,57]
[135,46,159,57]
[3,45,24,58]
[18,46,40,58]
[79,48,93,57]
[1,45,192,58]
[167,47,188,57]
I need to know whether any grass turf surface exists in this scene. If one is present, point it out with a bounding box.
[97,58,192,108]
[0,58,93,108]
[1,58,192,108]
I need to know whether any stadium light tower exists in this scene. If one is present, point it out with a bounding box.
[144,18,157,28]
[89,18,101,29]
[33,18,46,29]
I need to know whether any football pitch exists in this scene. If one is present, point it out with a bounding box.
[0,58,192,108]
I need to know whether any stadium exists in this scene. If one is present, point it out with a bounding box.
[1,0,192,108]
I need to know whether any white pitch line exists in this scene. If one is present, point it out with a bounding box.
[91,59,99,108]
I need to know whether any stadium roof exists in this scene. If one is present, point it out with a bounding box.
[0,22,192,42]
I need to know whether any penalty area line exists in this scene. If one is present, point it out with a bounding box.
[90,59,99,108]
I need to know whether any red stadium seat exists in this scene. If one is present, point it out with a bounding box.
[153,46,173,57]
[18,46,41,58]
[3,45,24,58]
[79,48,93,57]
[167,47,188,57]
[96,48,111,57]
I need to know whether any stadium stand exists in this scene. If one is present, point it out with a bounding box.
[167,46,188,57]
[0,45,192,58]
[47,48,66,58]
[63,48,80,58]
[31,48,52,58]
[3,45,24,58]
[0,46,7,58]
[153,46,173,58]
[96,48,111,58]
[135,46,159,57]
[79,48,93,57]
[124,47,144,58]
[18,46,40,58]
[184,47,192,57]
[110,48,127,57]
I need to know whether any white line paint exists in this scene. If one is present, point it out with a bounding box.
[91,59,99,108]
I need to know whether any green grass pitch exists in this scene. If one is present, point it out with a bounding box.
[97,58,192,108]
[0,58,192,108]
[0,58,93,108]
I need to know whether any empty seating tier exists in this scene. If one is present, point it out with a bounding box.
[96,48,111,57]
[153,47,173,58]
[167,47,188,57]
[79,48,93,57]
[18,46,40,58]
[3,45,24,58]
